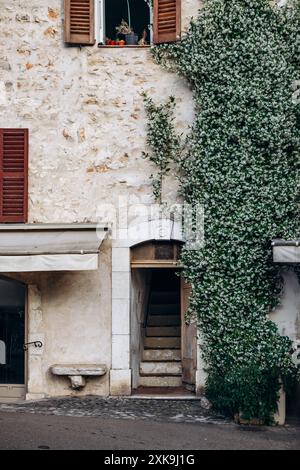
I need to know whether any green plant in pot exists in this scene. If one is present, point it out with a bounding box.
[115,1,138,45]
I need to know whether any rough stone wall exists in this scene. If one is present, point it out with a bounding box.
[0,0,199,223]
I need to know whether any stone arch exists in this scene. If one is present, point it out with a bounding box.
[126,218,184,248]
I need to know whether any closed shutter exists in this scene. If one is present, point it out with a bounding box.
[153,0,181,44]
[0,129,28,223]
[64,0,95,45]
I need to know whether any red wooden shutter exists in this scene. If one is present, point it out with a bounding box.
[64,0,95,45]
[0,129,28,223]
[153,0,181,44]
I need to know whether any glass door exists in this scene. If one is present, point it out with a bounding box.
[0,278,26,401]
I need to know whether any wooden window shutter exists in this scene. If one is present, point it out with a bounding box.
[153,0,181,44]
[64,0,95,45]
[0,129,28,223]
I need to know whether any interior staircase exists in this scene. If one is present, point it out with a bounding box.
[139,288,182,388]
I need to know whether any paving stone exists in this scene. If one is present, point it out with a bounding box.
[0,396,229,425]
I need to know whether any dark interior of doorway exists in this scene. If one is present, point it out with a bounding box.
[286,383,300,423]
[0,278,26,385]
[134,268,195,397]
[144,269,180,326]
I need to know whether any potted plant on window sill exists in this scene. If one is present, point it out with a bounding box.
[116,19,138,46]
[125,30,138,45]
[116,0,138,45]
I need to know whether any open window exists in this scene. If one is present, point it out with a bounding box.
[96,0,151,46]
[65,0,181,46]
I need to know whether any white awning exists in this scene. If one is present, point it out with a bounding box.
[272,240,300,264]
[0,224,109,272]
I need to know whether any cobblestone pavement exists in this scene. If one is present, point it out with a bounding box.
[0,396,229,425]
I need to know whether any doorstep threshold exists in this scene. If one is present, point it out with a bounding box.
[129,394,200,400]
[131,387,199,400]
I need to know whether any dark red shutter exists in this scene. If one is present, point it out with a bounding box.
[64,0,95,45]
[153,0,181,44]
[0,129,28,223]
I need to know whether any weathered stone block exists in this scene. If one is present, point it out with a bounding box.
[16,14,30,22]
[0,58,11,71]
[110,369,131,396]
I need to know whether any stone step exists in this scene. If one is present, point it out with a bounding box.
[147,315,181,327]
[146,326,181,337]
[143,349,181,362]
[149,303,180,315]
[144,336,181,349]
[139,376,182,387]
[140,362,182,376]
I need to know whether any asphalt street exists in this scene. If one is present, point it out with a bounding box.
[0,410,299,450]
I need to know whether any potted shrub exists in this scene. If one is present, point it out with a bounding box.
[116,1,138,45]
[116,19,138,45]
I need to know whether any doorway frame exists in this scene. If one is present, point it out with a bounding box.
[131,265,182,391]
[0,276,28,403]
[110,217,206,396]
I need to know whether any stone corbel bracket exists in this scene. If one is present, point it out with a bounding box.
[50,364,107,390]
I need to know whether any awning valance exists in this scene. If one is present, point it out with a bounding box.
[0,224,108,272]
[272,240,300,264]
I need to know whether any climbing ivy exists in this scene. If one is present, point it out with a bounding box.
[145,0,300,423]
[142,94,181,202]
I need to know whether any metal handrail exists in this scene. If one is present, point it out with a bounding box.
[23,341,43,351]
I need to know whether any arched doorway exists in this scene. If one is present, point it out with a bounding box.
[130,240,197,395]
[0,277,26,402]
[110,216,204,397]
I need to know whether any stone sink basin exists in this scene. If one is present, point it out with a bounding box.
[50,364,107,390]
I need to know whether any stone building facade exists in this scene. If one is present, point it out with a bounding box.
[0,0,298,420]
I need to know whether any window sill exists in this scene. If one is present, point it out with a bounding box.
[97,44,151,49]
